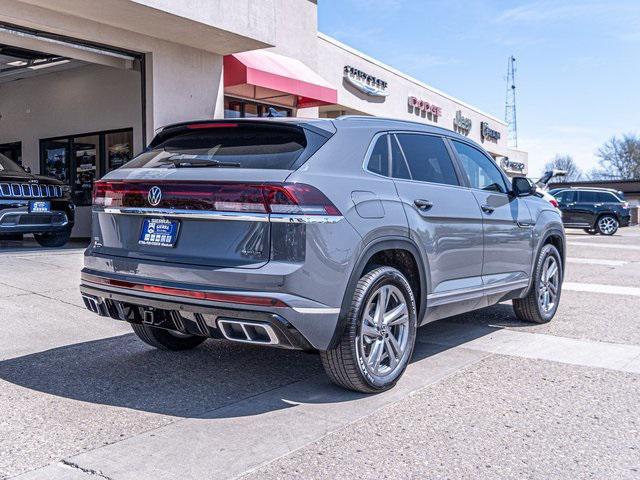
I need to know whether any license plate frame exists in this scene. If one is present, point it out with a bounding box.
[138,218,180,248]
[29,200,51,213]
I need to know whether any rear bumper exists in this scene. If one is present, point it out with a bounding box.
[80,269,342,350]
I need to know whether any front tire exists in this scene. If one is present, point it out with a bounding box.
[320,267,417,393]
[34,228,71,247]
[131,323,206,351]
[596,215,618,235]
[513,244,562,324]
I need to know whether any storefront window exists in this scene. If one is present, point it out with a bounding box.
[40,128,134,207]
[105,130,134,172]
[223,96,292,118]
[42,139,70,183]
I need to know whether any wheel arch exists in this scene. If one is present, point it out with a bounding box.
[327,237,428,350]
[523,227,565,296]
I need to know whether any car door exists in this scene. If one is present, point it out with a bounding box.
[449,140,534,289]
[572,190,599,225]
[555,190,581,225]
[389,133,484,306]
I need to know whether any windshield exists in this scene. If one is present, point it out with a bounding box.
[124,124,309,170]
[0,153,26,174]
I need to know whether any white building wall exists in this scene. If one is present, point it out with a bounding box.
[0,64,143,173]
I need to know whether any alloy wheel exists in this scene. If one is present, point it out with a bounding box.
[357,284,410,378]
[598,216,618,235]
[538,256,560,314]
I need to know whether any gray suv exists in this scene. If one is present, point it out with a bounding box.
[81,117,565,393]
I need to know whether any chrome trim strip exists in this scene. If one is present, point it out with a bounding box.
[427,279,529,304]
[102,208,344,224]
[270,214,343,224]
[103,208,270,222]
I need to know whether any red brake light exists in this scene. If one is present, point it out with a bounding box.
[549,198,559,208]
[93,181,341,216]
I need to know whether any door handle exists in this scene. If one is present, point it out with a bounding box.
[414,199,433,211]
[481,204,495,214]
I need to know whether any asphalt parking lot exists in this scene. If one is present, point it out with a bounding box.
[1,229,639,480]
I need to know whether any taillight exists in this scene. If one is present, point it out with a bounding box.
[623,201,630,209]
[549,198,559,208]
[93,181,341,216]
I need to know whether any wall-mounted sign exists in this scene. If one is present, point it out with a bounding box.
[408,96,442,117]
[343,66,389,97]
[453,110,472,134]
[500,158,526,173]
[480,121,501,142]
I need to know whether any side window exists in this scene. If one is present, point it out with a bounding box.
[366,135,389,176]
[452,140,508,193]
[395,134,459,186]
[391,135,411,179]
[557,191,575,203]
[579,191,598,203]
[598,192,618,203]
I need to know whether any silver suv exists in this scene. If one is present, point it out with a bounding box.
[81,117,565,393]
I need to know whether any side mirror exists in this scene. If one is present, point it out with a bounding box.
[512,176,536,197]
[23,166,31,174]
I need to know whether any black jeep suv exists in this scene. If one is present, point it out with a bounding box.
[0,153,74,247]
[552,187,631,235]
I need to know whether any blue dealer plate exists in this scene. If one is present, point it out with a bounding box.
[139,218,180,248]
[29,201,51,213]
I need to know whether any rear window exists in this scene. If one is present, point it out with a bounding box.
[125,124,314,170]
[579,191,620,203]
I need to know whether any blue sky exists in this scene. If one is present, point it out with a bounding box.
[318,0,640,177]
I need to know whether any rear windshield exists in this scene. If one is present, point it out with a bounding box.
[125,124,310,170]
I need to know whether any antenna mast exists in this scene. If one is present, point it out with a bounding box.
[505,55,518,148]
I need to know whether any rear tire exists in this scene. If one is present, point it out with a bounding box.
[131,323,206,351]
[583,228,598,235]
[596,215,618,235]
[34,228,71,247]
[513,244,562,324]
[320,267,417,393]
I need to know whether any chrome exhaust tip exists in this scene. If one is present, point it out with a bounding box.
[217,319,280,345]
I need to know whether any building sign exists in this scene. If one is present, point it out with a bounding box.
[480,121,501,142]
[343,66,389,97]
[408,96,442,117]
[500,158,526,174]
[453,110,472,134]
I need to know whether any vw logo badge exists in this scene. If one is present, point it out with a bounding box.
[148,186,162,206]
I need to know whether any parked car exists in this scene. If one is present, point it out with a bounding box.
[80,117,565,393]
[0,153,74,247]
[552,187,630,235]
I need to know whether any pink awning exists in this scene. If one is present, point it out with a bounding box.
[224,50,337,108]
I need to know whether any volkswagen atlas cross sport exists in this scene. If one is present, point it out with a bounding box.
[80,117,565,393]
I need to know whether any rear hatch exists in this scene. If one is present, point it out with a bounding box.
[92,120,337,268]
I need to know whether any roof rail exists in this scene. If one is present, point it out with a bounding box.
[335,115,455,134]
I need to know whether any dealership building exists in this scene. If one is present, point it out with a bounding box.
[0,0,528,236]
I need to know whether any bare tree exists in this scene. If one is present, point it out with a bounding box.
[542,154,582,182]
[596,133,640,180]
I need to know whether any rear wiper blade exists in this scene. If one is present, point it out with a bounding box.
[161,157,241,168]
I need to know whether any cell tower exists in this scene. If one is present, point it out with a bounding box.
[505,55,518,148]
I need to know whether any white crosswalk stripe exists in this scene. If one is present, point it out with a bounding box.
[567,257,629,266]
[568,241,640,251]
[564,282,640,297]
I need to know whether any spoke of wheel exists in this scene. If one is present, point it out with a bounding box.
[387,331,401,357]
[373,288,388,328]
[541,260,549,284]
[362,324,378,339]
[384,338,398,369]
[548,282,557,295]
[546,261,557,282]
[384,303,407,326]
[368,339,384,372]
[543,291,550,311]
